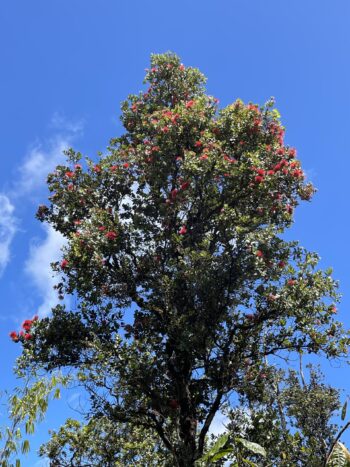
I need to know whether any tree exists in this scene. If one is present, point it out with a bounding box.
[10,52,350,466]
[225,364,343,465]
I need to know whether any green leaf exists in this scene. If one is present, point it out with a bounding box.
[235,438,267,457]
[209,433,229,454]
[199,433,230,462]
[210,448,234,461]
[342,400,348,421]
[327,442,350,466]
[21,440,30,454]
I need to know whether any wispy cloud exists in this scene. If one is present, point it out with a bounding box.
[25,224,67,317]
[17,114,83,315]
[16,136,70,197]
[0,194,17,276]
[13,112,83,199]
[50,111,85,134]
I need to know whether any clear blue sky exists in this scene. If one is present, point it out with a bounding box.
[1,0,350,464]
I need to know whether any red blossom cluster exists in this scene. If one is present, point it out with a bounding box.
[105,231,118,241]
[61,258,69,269]
[249,149,303,187]
[9,315,38,342]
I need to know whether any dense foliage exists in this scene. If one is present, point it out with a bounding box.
[6,53,350,466]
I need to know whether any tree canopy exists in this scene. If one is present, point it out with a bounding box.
[6,52,350,467]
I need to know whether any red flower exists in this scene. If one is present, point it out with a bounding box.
[287,279,296,286]
[61,259,69,269]
[278,261,286,268]
[199,155,208,160]
[93,165,101,173]
[22,319,33,331]
[9,331,18,341]
[24,334,32,341]
[223,155,237,164]
[179,64,185,71]
[105,231,118,241]
[161,126,169,133]
[256,250,264,258]
[171,189,178,199]
[67,184,74,191]
[179,225,187,235]
[98,226,106,231]
[254,176,264,184]
[123,163,130,169]
[288,148,297,158]
[194,141,202,148]
[267,170,275,176]
[329,305,337,314]
[292,169,304,178]
[180,181,190,190]
[74,164,82,170]
[257,169,265,176]
[247,104,259,112]
[110,165,118,172]
[65,171,74,178]
[185,100,194,108]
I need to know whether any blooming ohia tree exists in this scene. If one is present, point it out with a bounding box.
[12,53,350,466]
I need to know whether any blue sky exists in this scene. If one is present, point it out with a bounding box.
[1,0,350,464]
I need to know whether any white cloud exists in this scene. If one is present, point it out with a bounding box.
[16,136,70,196]
[16,115,84,313]
[0,114,82,301]
[25,225,67,317]
[0,194,17,275]
[50,112,84,134]
[14,112,83,198]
